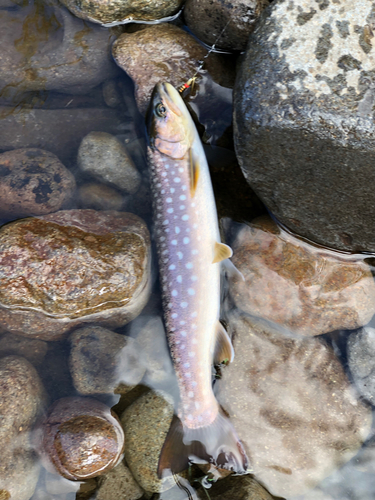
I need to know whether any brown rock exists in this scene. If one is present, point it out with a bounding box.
[78,183,125,212]
[184,0,269,51]
[59,0,183,25]
[0,333,47,366]
[215,312,372,497]
[0,148,76,219]
[39,397,124,481]
[69,325,145,395]
[112,24,230,114]
[230,216,375,336]
[0,210,151,340]
[96,462,143,500]
[121,390,176,493]
[198,475,276,500]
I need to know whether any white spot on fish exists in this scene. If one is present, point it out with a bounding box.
[160,236,165,242]
[177,275,182,283]
[163,258,168,263]
[162,250,168,255]
[191,312,197,318]
[162,285,167,291]
[183,237,190,244]
[185,372,191,378]
[170,188,175,193]
[181,331,187,337]
[186,262,193,269]
[184,362,190,367]
[191,275,198,281]
[169,264,176,270]
[191,202,196,207]
[171,240,177,245]
[181,302,188,308]
[166,197,172,203]
[180,195,186,200]
[157,213,162,219]
[192,381,197,387]
[181,344,186,349]
[182,214,189,221]
[156,183,161,188]
[175,227,180,234]
[172,313,178,319]
[172,290,178,297]
[179,167,184,173]
[174,177,181,183]
[180,205,186,210]
[182,185,187,191]
[162,172,167,177]
[162,219,169,225]
[193,223,198,229]
[188,288,195,295]
[195,402,200,410]
[192,250,198,255]
[167,208,174,214]
[188,392,194,398]
[167,303,172,309]
[187,414,193,420]
[176,357,181,362]
[189,351,196,357]
[177,252,183,260]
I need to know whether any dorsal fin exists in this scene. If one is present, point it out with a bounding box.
[189,148,200,197]
[213,242,233,264]
[213,321,234,364]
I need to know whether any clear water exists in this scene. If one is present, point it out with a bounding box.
[0,2,374,500]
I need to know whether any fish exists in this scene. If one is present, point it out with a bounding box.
[146,82,249,477]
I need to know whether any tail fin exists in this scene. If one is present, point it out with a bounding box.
[157,411,249,478]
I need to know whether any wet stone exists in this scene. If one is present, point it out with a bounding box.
[69,325,145,395]
[0,1,120,97]
[0,333,47,366]
[0,209,151,340]
[347,326,375,405]
[78,183,125,211]
[112,23,229,114]
[38,397,125,481]
[0,148,76,219]
[96,461,144,500]
[60,0,184,26]
[234,0,375,252]
[230,216,375,336]
[215,312,372,498]
[184,0,269,51]
[197,474,276,500]
[78,132,141,195]
[121,390,176,493]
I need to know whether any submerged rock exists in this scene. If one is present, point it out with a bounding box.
[78,183,125,212]
[38,397,124,480]
[234,0,375,252]
[0,148,76,219]
[184,0,269,51]
[215,312,372,498]
[78,132,141,194]
[112,23,229,114]
[96,462,144,500]
[60,0,183,25]
[347,326,375,405]
[230,216,375,336]
[198,474,276,500]
[0,333,47,367]
[121,390,175,493]
[0,210,151,340]
[69,325,145,395]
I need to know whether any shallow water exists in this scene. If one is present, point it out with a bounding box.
[0,2,375,500]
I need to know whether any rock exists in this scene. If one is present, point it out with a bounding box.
[0,333,47,366]
[347,326,375,405]
[69,325,145,395]
[198,475,276,500]
[0,148,76,219]
[78,132,141,194]
[0,107,125,165]
[121,390,176,493]
[96,462,143,500]
[184,0,269,51]
[0,210,151,340]
[234,0,375,253]
[0,2,119,96]
[230,216,375,336]
[59,0,183,25]
[215,312,372,498]
[103,80,123,109]
[39,341,75,402]
[112,24,230,114]
[78,183,125,211]
[38,397,124,480]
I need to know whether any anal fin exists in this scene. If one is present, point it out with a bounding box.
[214,322,234,364]
[213,242,232,264]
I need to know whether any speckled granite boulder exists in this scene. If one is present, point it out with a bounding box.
[78,132,141,194]
[347,326,375,405]
[0,333,47,366]
[112,24,229,114]
[184,0,269,51]
[69,325,145,395]
[60,0,183,25]
[0,210,151,340]
[230,216,375,336]
[234,0,375,252]
[121,390,175,493]
[96,462,143,500]
[215,312,372,498]
[78,183,125,211]
[0,148,75,219]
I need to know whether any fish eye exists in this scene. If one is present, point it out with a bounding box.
[155,103,167,117]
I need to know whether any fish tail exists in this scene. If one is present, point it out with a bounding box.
[157,411,249,478]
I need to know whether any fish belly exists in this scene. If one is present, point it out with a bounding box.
[149,148,221,430]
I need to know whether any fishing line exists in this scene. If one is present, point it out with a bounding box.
[177,18,232,94]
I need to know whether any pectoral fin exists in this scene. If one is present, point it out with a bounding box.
[214,321,234,364]
[189,148,200,197]
[213,242,233,264]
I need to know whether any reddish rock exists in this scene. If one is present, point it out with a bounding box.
[230,216,375,336]
[0,210,151,340]
[0,148,76,219]
[38,397,124,481]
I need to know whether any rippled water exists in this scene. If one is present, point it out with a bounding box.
[1,1,375,500]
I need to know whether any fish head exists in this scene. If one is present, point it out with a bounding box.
[146,82,194,159]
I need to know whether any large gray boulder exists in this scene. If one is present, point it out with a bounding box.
[234,0,375,252]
